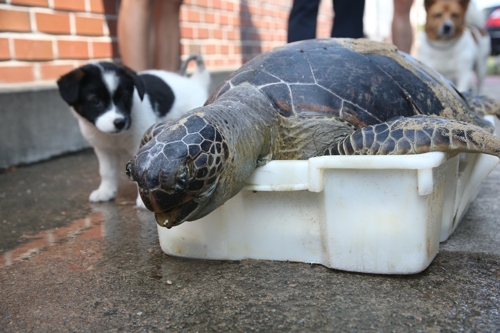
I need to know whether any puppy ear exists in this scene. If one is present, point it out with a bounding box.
[424,0,436,11]
[57,68,86,105]
[122,66,145,101]
[459,0,470,10]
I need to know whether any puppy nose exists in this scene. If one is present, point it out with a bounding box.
[443,23,452,33]
[114,118,126,130]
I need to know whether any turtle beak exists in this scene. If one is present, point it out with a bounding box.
[154,200,201,228]
[154,180,219,228]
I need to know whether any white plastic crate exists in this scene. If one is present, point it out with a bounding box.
[158,117,499,274]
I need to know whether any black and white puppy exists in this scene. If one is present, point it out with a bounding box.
[57,55,210,208]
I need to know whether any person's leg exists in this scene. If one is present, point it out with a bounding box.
[392,0,414,53]
[152,0,183,71]
[287,0,321,43]
[331,0,365,38]
[117,0,155,71]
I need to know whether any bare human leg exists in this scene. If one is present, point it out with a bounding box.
[153,0,183,71]
[117,0,155,71]
[392,0,414,53]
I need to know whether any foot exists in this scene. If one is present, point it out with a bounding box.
[89,187,116,202]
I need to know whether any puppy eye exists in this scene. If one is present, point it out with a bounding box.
[434,13,442,18]
[88,96,103,107]
[451,13,459,19]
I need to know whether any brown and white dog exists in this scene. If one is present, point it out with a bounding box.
[418,0,490,92]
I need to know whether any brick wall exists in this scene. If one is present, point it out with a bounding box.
[0,0,333,84]
[0,0,119,84]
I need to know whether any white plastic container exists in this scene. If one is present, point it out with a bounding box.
[158,117,499,274]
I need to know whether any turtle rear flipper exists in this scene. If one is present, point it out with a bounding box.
[462,92,500,118]
[324,115,500,157]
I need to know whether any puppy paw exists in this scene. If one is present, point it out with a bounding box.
[89,188,116,202]
[134,195,148,210]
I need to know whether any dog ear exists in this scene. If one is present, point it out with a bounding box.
[424,0,436,11]
[459,0,470,10]
[57,68,86,105]
[122,66,145,101]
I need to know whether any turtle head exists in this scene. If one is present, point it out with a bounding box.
[127,114,228,228]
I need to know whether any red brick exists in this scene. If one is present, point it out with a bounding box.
[90,0,118,14]
[197,0,209,7]
[181,27,194,39]
[198,28,209,39]
[92,40,118,59]
[205,58,214,67]
[0,9,31,32]
[224,1,235,11]
[106,18,117,36]
[0,38,10,60]
[35,12,71,35]
[57,40,89,59]
[205,12,216,24]
[53,0,86,12]
[204,44,217,54]
[220,44,229,54]
[40,63,74,80]
[14,39,53,61]
[11,0,48,6]
[75,16,104,36]
[219,14,229,25]
[212,0,222,10]
[213,29,224,39]
[186,8,201,22]
[227,30,238,40]
[228,58,239,66]
[248,5,259,16]
[232,16,240,27]
[0,65,35,83]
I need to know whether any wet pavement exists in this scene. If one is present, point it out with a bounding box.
[1,78,500,332]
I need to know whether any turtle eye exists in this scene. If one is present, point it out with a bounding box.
[125,161,135,181]
[175,172,187,192]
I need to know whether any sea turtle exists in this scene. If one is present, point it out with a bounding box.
[126,38,500,228]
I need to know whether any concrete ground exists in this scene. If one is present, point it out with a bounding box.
[1,78,500,332]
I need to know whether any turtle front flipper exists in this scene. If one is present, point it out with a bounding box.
[323,115,500,157]
[461,92,500,118]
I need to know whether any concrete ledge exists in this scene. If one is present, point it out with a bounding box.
[0,70,231,170]
[0,84,90,169]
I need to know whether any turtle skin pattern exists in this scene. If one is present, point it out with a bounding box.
[129,116,228,212]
